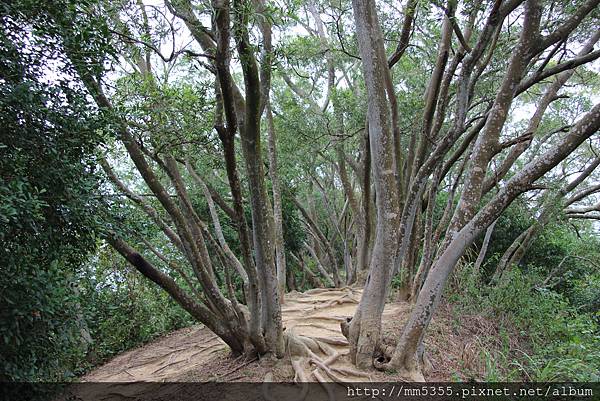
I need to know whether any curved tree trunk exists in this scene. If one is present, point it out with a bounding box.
[473,218,497,275]
[382,100,600,377]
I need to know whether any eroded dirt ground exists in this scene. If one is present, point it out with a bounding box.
[82,287,502,386]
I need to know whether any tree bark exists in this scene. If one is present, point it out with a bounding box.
[382,101,600,376]
[473,219,497,274]
[266,101,287,302]
[347,0,401,369]
[233,0,283,357]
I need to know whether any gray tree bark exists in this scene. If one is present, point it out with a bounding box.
[266,101,287,302]
[347,0,401,369]
[382,101,600,377]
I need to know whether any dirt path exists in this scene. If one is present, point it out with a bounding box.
[82,288,410,383]
[82,324,226,382]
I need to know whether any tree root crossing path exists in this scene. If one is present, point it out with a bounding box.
[83,288,410,383]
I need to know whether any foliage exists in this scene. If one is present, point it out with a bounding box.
[0,4,105,380]
[78,246,193,366]
[0,0,190,380]
[450,253,599,381]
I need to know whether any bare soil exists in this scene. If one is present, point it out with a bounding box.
[82,287,505,383]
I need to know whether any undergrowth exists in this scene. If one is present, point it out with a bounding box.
[448,264,599,381]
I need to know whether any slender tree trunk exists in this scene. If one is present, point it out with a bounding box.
[294,198,341,286]
[381,100,600,377]
[397,206,421,301]
[286,262,297,291]
[355,127,372,285]
[305,242,335,287]
[473,219,497,274]
[266,101,287,302]
[291,252,324,289]
[347,0,401,369]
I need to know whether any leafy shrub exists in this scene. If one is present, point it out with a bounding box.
[450,265,599,381]
[1,262,90,381]
[79,250,193,366]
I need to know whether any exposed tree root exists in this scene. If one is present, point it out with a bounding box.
[87,287,427,388]
[303,288,340,295]
[311,336,349,346]
[310,358,369,381]
[291,358,309,383]
[291,298,327,304]
[292,323,341,333]
[263,329,364,400]
[282,307,315,313]
[151,355,179,374]
[305,316,346,323]
[341,316,429,381]
[285,295,357,316]
[314,294,359,309]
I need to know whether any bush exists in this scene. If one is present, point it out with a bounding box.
[79,249,193,366]
[450,265,599,381]
[0,261,90,381]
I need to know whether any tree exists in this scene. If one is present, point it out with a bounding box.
[14,0,599,374]
[344,0,401,368]
[345,0,600,376]
[29,0,290,357]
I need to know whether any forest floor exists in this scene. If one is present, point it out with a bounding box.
[82,287,510,384]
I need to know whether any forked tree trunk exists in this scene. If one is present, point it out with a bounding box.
[211,0,272,355]
[444,0,542,242]
[107,236,251,355]
[381,101,600,377]
[233,0,283,356]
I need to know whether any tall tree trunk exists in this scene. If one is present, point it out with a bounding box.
[355,126,373,284]
[212,0,267,354]
[266,101,287,302]
[380,101,600,377]
[347,0,401,369]
[232,0,283,357]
